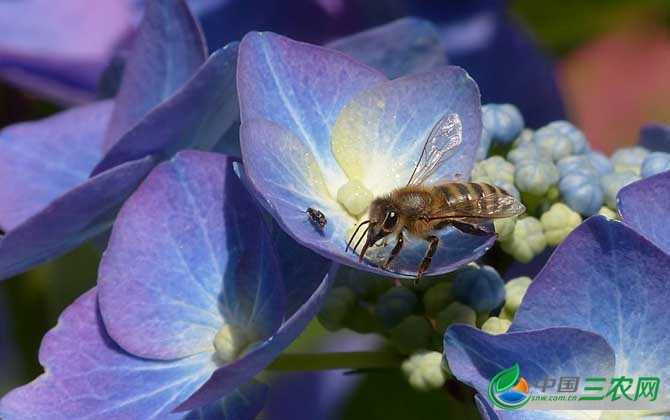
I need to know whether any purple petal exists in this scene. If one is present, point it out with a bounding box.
[0,101,111,230]
[183,380,268,420]
[238,31,386,186]
[331,66,482,194]
[0,289,214,420]
[0,0,134,103]
[444,324,615,419]
[99,151,285,360]
[104,0,207,151]
[512,216,670,383]
[639,124,670,153]
[0,156,155,281]
[618,172,670,254]
[93,43,239,175]
[174,264,338,411]
[242,98,493,278]
[326,17,446,79]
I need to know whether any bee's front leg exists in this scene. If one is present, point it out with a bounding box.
[382,232,404,270]
[416,235,439,284]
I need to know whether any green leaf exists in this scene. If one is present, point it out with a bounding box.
[494,364,520,393]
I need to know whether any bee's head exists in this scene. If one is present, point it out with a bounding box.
[357,197,399,262]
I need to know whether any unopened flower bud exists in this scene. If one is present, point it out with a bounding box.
[482,103,524,146]
[500,217,546,263]
[481,317,511,335]
[452,265,505,312]
[375,286,418,329]
[317,287,357,331]
[435,302,477,335]
[540,203,582,246]
[504,276,532,315]
[401,351,448,391]
[390,315,433,355]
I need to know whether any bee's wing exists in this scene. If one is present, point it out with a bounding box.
[430,193,526,220]
[407,112,463,186]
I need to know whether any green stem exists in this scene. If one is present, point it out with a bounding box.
[267,351,403,371]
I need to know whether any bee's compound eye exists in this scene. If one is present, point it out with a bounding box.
[384,210,398,230]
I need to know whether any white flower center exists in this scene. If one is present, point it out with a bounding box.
[213,324,252,363]
[336,179,372,217]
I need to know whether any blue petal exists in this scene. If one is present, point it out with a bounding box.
[238,31,386,188]
[174,264,338,411]
[639,124,670,153]
[0,157,155,281]
[99,151,285,360]
[93,43,239,175]
[183,380,268,420]
[512,216,670,384]
[326,17,446,79]
[331,66,482,194]
[104,0,207,151]
[0,101,111,230]
[0,0,134,103]
[618,172,670,253]
[0,289,214,420]
[444,324,615,419]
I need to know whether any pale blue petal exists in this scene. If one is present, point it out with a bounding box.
[99,151,285,360]
[0,157,155,281]
[104,0,207,151]
[237,31,386,189]
[512,216,670,395]
[93,43,239,174]
[0,289,214,420]
[445,324,615,420]
[0,101,111,230]
[326,17,446,79]
[617,172,670,254]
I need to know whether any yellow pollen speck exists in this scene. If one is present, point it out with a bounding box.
[337,179,373,217]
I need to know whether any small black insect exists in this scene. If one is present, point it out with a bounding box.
[306,207,327,229]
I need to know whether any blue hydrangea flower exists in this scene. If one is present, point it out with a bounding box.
[0,0,239,281]
[452,264,505,312]
[0,152,335,418]
[446,216,670,417]
[239,32,495,277]
[639,123,670,152]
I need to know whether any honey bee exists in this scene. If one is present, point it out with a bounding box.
[305,207,327,229]
[346,112,525,279]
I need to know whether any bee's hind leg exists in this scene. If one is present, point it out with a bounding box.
[382,232,404,270]
[451,221,497,238]
[415,235,439,284]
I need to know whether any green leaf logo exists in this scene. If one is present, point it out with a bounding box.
[494,363,520,392]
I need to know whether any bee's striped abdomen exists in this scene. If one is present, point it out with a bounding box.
[437,182,512,215]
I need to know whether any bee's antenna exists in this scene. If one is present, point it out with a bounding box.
[345,220,369,252]
[353,225,371,255]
